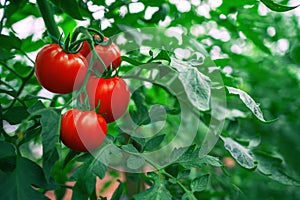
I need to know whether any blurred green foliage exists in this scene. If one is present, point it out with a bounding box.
[0,0,300,199]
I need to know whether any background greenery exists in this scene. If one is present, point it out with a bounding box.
[0,0,300,199]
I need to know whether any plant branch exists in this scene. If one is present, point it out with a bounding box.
[3,68,35,111]
[0,62,23,79]
[0,79,17,92]
[0,89,26,107]
[18,49,35,64]
[161,169,196,199]
[36,0,60,42]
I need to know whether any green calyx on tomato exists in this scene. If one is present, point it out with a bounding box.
[60,109,107,152]
[82,75,130,123]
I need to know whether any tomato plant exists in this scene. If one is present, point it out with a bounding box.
[80,37,121,73]
[60,109,107,152]
[35,44,88,94]
[2,0,300,200]
[84,76,130,123]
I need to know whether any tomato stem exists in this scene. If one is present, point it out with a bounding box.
[87,28,105,42]
[71,27,96,111]
[36,0,60,43]
[70,26,107,72]
[63,26,110,111]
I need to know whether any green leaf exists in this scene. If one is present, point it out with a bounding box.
[149,105,167,122]
[177,169,191,179]
[89,0,104,6]
[226,86,268,122]
[0,141,15,159]
[127,155,145,170]
[221,136,256,169]
[133,175,172,200]
[5,0,27,17]
[238,24,271,55]
[13,62,32,76]
[131,88,151,125]
[118,24,153,45]
[72,155,107,181]
[19,127,42,147]
[191,174,209,192]
[198,155,223,167]
[254,152,300,186]
[172,58,211,111]
[121,144,139,153]
[21,35,46,53]
[72,175,96,200]
[6,2,40,27]
[72,155,107,200]
[144,134,165,152]
[0,156,54,200]
[0,141,16,173]
[63,150,80,168]
[260,0,299,12]
[90,160,108,179]
[121,56,145,66]
[172,145,223,168]
[40,110,60,182]
[50,0,84,20]
[213,58,230,67]
[219,0,256,14]
[111,181,124,200]
[27,100,46,114]
[151,49,171,63]
[131,136,146,148]
[139,0,165,6]
[0,49,15,60]
[3,106,29,125]
[143,4,168,24]
[95,144,123,165]
[0,34,22,50]
[0,156,16,173]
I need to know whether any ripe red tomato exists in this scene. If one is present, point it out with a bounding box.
[84,76,130,123]
[79,37,121,73]
[60,109,107,152]
[35,44,88,94]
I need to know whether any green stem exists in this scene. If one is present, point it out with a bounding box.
[125,172,144,198]
[36,0,60,42]
[18,49,34,64]
[0,89,26,107]
[0,62,23,79]
[72,27,108,110]
[3,68,36,111]
[0,79,17,91]
[161,169,196,199]
[80,27,107,72]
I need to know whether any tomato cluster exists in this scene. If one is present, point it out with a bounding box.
[35,36,130,152]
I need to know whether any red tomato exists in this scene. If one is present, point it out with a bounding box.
[35,44,88,94]
[79,41,91,58]
[79,37,121,73]
[60,109,107,152]
[84,76,130,123]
